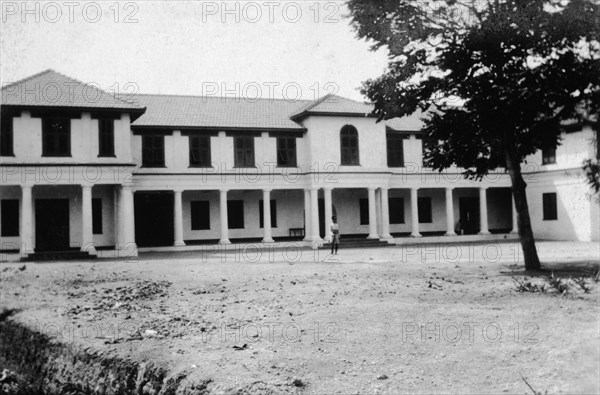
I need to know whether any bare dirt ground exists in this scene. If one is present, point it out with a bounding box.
[1,241,599,394]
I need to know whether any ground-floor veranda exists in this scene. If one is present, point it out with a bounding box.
[0,183,518,258]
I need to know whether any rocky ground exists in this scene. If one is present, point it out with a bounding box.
[1,241,599,394]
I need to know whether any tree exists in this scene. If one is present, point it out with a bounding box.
[348,0,600,271]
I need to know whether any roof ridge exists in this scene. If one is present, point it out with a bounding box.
[1,69,55,92]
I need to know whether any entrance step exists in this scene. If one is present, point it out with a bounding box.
[320,238,393,250]
[22,250,97,262]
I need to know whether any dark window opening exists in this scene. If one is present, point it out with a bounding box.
[340,125,359,165]
[42,118,71,157]
[189,135,211,167]
[1,199,19,237]
[542,146,556,165]
[191,200,210,230]
[142,134,165,167]
[389,197,405,224]
[277,137,297,167]
[418,197,432,223]
[259,200,277,228]
[386,133,405,167]
[359,198,369,225]
[98,119,115,157]
[227,200,244,229]
[234,136,255,167]
[542,193,557,220]
[92,198,103,234]
[1,116,14,156]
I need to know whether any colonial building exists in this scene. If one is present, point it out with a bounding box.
[0,70,597,258]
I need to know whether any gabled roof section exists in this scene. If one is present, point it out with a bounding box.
[1,69,145,117]
[129,94,311,131]
[290,94,375,120]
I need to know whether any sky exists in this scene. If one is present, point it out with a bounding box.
[0,1,389,101]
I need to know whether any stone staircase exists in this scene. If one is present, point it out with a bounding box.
[22,250,97,262]
[319,236,393,250]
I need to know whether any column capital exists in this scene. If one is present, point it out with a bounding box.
[173,188,184,194]
[379,186,389,191]
[368,187,377,192]
[310,187,319,192]
[410,187,420,191]
[81,183,94,190]
[322,186,334,192]
[262,188,273,193]
[479,185,489,190]
[445,186,455,191]
[21,184,34,190]
[219,188,229,193]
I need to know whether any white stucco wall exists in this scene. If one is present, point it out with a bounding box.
[2,111,132,164]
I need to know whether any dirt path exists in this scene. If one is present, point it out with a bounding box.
[1,241,598,394]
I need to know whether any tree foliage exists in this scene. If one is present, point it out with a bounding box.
[348,0,600,270]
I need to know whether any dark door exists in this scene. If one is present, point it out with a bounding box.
[35,199,70,251]
[459,197,479,235]
[134,192,174,247]
[319,198,325,238]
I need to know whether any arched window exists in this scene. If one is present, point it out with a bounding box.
[340,125,359,165]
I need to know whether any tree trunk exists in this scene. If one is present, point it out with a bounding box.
[504,147,541,271]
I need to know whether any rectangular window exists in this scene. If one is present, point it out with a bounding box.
[0,116,14,156]
[277,137,297,167]
[389,197,405,224]
[42,118,70,157]
[259,200,277,228]
[359,198,369,225]
[142,134,165,167]
[98,119,115,157]
[1,200,19,237]
[227,200,244,229]
[189,135,211,167]
[234,136,255,167]
[542,146,556,165]
[418,197,432,223]
[92,198,102,234]
[386,132,405,167]
[191,200,210,230]
[543,193,557,220]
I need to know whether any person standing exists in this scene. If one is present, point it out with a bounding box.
[330,216,340,255]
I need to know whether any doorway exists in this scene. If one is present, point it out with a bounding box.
[459,197,479,235]
[134,192,174,247]
[35,199,70,251]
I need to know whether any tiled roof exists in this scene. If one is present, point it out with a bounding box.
[291,94,375,119]
[2,70,425,132]
[384,109,426,131]
[128,94,312,130]
[1,69,144,111]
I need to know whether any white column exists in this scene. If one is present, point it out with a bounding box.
[81,184,97,255]
[478,186,490,235]
[20,185,34,256]
[367,188,378,239]
[410,187,421,237]
[375,189,382,236]
[303,189,311,241]
[219,189,231,244]
[445,187,456,236]
[173,189,185,246]
[310,187,321,243]
[323,188,333,241]
[118,185,137,255]
[511,193,518,234]
[380,188,393,240]
[262,189,274,243]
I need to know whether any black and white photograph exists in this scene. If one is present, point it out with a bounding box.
[0,0,599,393]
